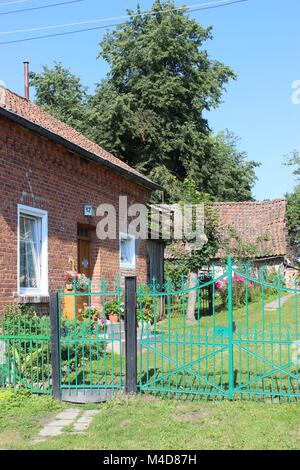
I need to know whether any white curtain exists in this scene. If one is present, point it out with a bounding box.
[20,215,41,289]
[121,238,133,265]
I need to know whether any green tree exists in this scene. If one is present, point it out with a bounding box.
[285,187,300,248]
[29,62,88,132]
[88,0,258,201]
[29,2,258,204]
[285,150,300,178]
[163,178,221,321]
[284,151,300,249]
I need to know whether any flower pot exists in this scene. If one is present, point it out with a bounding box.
[65,283,73,291]
[108,314,119,324]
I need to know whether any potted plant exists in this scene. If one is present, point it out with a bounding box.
[137,307,154,328]
[137,289,154,327]
[65,272,89,292]
[64,271,89,321]
[105,299,120,323]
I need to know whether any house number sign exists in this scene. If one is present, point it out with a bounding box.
[84,205,93,217]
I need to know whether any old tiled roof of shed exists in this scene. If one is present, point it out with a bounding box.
[165,199,288,260]
[0,87,159,191]
[213,199,288,258]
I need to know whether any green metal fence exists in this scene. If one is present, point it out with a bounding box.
[0,258,299,403]
[0,315,51,394]
[138,258,300,401]
[57,278,124,400]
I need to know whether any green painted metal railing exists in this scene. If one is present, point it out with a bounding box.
[57,278,124,398]
[0,257,299,402]
[0,316,51,394]
[138,257,300,401]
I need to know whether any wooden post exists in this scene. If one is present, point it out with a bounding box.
[124,276,137,395]
[50,293,61,401]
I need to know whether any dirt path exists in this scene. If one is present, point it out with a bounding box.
[265,294,295,311]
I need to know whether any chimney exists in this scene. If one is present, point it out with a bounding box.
[23,61,29,100]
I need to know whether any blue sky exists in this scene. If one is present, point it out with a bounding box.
[0,0,299,200]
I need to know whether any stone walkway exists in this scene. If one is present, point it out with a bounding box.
[34,408,99,443]
[265,294,295,311]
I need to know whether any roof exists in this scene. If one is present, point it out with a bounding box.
[165,199,288,261]
[0,87,160,191]
[213,199,288,258]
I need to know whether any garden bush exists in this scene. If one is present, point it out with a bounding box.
[1,304,51,387]
[137,285,156,324]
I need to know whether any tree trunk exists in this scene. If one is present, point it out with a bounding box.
[186,270,198,323]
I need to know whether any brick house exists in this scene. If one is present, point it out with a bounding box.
[0,87,161,314]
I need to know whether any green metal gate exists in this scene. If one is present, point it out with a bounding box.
[57,279,124,402]
[232,263,300,401]
[138,258,300,401]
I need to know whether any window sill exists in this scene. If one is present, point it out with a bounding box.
[16,294,50,304]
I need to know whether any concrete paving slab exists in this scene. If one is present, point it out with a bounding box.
[55,409,81,420]
[73,422,89,432]
[39,427,63,437]
[47,419,74,427]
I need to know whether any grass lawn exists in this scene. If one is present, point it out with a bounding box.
[0,391,299,450]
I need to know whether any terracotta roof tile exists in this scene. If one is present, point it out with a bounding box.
[213,199,288,258]
[165,199,288,260]
[0,87,158,190]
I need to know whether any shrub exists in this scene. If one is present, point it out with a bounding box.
[1,304,51,387]
[59,318,105,382]
[3,303,36,319]
[217,275,261,309]
[82,306,101,322]
[137,286,155,324]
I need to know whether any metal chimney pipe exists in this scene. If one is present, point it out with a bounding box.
[23,61,29,100]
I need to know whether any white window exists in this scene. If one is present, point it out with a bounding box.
[120,233,135,269]
[18,205,48,296]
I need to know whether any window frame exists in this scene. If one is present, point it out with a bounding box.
[119,232,136,270]
[17,204,48,297]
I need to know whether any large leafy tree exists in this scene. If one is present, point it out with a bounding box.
[29,1,258,204]
[29,62,88,132]
[87,0,257,200]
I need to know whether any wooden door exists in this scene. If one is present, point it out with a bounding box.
[147,240,165,286]
[78,226,91,278]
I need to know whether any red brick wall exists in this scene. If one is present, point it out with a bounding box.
[0,116,150,313]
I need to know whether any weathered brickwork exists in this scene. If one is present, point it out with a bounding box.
[0,116,150,313]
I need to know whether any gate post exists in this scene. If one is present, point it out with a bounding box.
[124,276,137,395]
[227,257,234,400]
[50,292,61,401]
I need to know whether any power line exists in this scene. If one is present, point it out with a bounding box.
[0,0,249,45]
[0,0,83,16]
[0,0,30,6]
[0,0,248,36]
